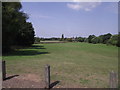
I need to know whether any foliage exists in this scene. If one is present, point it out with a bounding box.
[75,37,85,42]
[107,34,120,47]
[84,38,88,42]
[87,35,96,43]
[91,37,100,44]
[101,33,112,44]
[34,37,41,44]
[2,2,35,53]
[38,37,60,41]
[76,33,119,47]
[60,34,64,41]
[2,2,22,52]
[15,22,35,46]
[117,34,120,47]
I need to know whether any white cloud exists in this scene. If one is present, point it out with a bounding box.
[67,3,82,11]
[67,2,101,11]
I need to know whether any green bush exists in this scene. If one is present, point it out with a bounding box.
[91,37,100,44]
[107,35,118,46]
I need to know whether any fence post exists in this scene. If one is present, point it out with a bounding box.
[2,61,6,80]
[109,71,118,88]
[45,65,50,89]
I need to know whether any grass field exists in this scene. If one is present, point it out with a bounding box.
[2,42,118,88]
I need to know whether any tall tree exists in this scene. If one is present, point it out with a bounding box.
[2,2,22,52]
[61,34,64,41]
[2,2,35,53]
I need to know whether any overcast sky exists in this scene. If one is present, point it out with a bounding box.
[21,2,118,38]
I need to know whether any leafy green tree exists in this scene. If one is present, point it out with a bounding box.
[60,34,64,41]
[84,38,88,42]
[87,35,96,43]
[117,34,120,47]
[76,37,85,42]
[91,37,100,44]
[98,33,112,44]
[61,34,64,41]
[98,35,104,43]
[107,34,120,47]
[15,22,35,46]
[2,2,35,52]
[102,33,112,44]
[2,2,23,52]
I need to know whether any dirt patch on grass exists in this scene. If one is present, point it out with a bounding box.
[2,74,45,88]
[21,74,41,82]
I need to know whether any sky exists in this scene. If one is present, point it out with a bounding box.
[21,2,118,38]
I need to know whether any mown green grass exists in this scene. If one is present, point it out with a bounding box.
[2,42,118,88]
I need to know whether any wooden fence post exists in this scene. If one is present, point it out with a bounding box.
[45,65,50,89]
[109,71,118,88]
[2,61,6,80]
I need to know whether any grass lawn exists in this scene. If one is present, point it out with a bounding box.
[2,42,118,88]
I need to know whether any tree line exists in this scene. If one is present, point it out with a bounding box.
[2,2,35,53]
[35,33,120,47]
[75,33,120,47]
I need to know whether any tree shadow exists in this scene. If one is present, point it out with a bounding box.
[4,50,49,56]
[50,81,60,89]
[3,45,49,56]
[18,45,46,49]
[32,45,44,48]
[29,45,46,49]
[4,75,19,81]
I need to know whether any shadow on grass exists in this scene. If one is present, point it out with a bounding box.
[4,75,19,81]
[27,45,46,49]
[3,50,49,56]
[50,81,60,89]
[3,45,49,56]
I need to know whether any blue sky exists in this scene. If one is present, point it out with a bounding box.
[21,2,118,38]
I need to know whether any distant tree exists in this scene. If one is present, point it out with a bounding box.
[87,35,96,43]
[97,33,112,44]
[42,38,44,41]
[98,35,104,43]
[77,37,85,42]
[102,33,112,44]
[107,34,120,47]
[117,34,120,47]
[60,34,64,41]
[62,34,64,40]
[91,37,100,44]
[34,37,41,44]
[84,38,88,42]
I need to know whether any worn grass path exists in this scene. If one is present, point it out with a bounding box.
[3,42,118,88]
